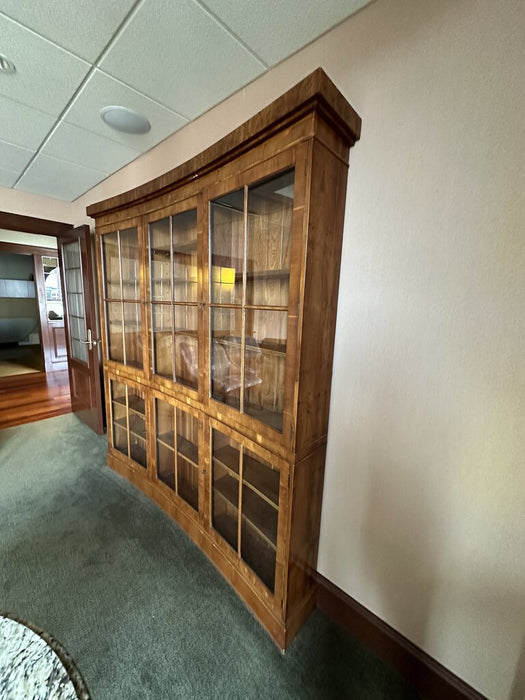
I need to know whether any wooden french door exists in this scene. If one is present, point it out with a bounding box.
[58,226,104,434]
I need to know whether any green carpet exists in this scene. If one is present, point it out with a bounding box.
[0,414,420,699]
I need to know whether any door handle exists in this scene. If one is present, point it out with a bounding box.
[79,328,99,350]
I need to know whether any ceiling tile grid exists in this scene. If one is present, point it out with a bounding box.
[99,0,266,119]
[63,70,188,151]
[0,1,371,202]
[15,154,109,203]
[0,0,138,62]
[0,14,90,116]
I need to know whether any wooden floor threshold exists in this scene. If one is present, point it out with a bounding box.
[0,370,72,430]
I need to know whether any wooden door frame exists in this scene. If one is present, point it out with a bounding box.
[0,213,105,433]
[0,212,72,385]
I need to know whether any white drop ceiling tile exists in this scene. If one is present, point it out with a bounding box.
[0,166,19,188]
[202,0,371,65]
[0,0,136,62]
[15,154,108,202]
[63,69,188,150]
[0,14,90,117]
[42,122,141,174]
[99,0,264,119]
[0,139,34,172]
[0,97,56,150]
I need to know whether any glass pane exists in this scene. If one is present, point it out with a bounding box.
[106,301,124,363]
[210,189,244,305]
[152,304,173,379]
[119,227,140,301]
[246,170,294,307]
[176,409,198,510]
[102,232,120,299]
[43,257,64,320]
[63,240,87,363]
[211,307,242,410]
[244,309,287,431]
[174,306,198,389]
[212,430,239,551]
[240,448,279,592]
[129,386,146,468]
[173,210,198,303]
[156,398,175,489]
[123,302,142,369]
[111,380,128,456]
[150,217,172,302]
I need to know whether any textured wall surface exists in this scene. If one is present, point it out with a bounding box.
[5,1,524,698]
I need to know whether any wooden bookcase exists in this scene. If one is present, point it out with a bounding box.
[87,68,361,649]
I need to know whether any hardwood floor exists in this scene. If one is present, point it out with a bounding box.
[0,369,72,429]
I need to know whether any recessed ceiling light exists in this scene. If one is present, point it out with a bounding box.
[100,106,151,135]
[0,55,16,74]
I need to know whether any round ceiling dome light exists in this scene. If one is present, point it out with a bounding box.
[100,105,151,134]
[0,55,16,74]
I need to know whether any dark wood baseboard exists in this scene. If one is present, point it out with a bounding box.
[316,573,487,700]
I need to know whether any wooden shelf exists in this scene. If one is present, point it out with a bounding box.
[243,454,279,507]
[212,512,238,551]
[213,444,240,476]
[242,269,290,281]
[158,431,174,450]
[177,435,198,466]
[214,474,277,547]
[112,393,145,415]
[114,415,145,442]
[130,443,147,467]
[214,474,239,509]
[243,405,283,432]
[128,394,145,414]
[242,488,278,545]
[241,520,276,592]
[178,478,198,511]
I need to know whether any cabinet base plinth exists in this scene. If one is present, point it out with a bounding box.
[106,450,317,650]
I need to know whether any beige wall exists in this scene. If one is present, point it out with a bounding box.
[8,1,525,697]
[0,187,73,224]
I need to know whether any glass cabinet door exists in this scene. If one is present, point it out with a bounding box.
[211,428,280,592]
[101,227,142,369]
[210,170,294,431]
[155,397,199,511]
[110,379,147,468]
[149,209,198,390]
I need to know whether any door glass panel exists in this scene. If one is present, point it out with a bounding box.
[156,398,175,489]
[123,302,143,369]
[149,209,198,388]
[174,305,198,390]
[128,387,146,468]
[111,380,128,455]
[244,309,287,431]
[241,447,279,592]
[102,228,142,369]
[63,239,87,362]
[176,409,199,510]
[210,307,242,410]
[210,190,243,305]
[155,398,199,511]
[246,170,294,307]
[172,210,198,303]
[211,430,279,592]
[106,301,124,363]
[102,232,120,299]
[152,304,174,379]
[212,430,240,551]
[119,227,140,300]
[150,217,172,302]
